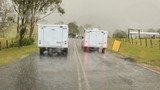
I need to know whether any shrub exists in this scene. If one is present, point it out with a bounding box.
[113,30,127,38]
[9,38,35,47]
[21,38,35,46]
[9,40,18,47]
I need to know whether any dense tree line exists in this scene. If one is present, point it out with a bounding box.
[113,30,127,38]
[68,22,80,38]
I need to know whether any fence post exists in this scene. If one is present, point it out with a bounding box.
[0,41,1,50]
[140,38,142,46]
[159,40,160,50]
[145,39,147,47]
[150,39,153,48]
[131,38,133,44]
[135,39,137,45]
[6,40,8,48]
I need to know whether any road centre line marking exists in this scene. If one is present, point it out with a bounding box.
[74,39,91,90]
[73,40,82,90]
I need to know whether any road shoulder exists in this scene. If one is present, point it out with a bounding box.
[107,51,160,75]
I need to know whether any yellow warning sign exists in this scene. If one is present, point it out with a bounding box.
[112,40,121,52]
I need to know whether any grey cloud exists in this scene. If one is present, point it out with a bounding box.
[44,0,160,32]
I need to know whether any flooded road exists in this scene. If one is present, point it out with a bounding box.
[0,39,160,90]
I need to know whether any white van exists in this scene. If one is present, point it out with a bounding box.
[38,24,69,55]
[81,28,108,53]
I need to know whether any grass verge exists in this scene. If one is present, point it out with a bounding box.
[107,38,160,68]
[0,45,38,67]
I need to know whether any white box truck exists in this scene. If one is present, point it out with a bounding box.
[38,24,69,55]
[81,28,108,53]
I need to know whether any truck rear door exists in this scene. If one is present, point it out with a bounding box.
[88,31,103,47]
[43,26,63,47]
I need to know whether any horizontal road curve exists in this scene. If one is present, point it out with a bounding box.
[0,38,160,90]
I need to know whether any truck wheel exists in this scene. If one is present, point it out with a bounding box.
[63,48,68,56]
[47,48,53,56]
[66,49,68,54]
[102,48,106,54]
[40,48,45,55]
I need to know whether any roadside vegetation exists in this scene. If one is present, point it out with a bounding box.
[108,29,160,70]
[0,44,37,67]
[0,0,65,67]
[108,38,160,68]
[12,0,64,46]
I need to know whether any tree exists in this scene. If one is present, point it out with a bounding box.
[0,0,14,37]
[113,30,127,38]
[28,0,65,37]
[78,26,85,35]
[68,22,79,35]
[7,16,15,23]
[12,0,32,46]
[12,0,64,46]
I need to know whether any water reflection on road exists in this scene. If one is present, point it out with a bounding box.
[15,56,37,90]
[0,39,160,90]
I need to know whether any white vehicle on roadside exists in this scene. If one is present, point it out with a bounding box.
[38,24,69,55]
[81,28,108,53]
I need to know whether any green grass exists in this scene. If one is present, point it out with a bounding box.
[0,23,38,67]
[0,38,15,49]
[0,45,38,67]
[108,38,160,67]
[120,38,160,49]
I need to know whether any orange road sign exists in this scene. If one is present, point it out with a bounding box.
[112,40,121,52]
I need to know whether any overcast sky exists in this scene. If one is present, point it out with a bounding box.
[44,0,160,32]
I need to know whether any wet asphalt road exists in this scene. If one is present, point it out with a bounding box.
[0,39,160,90]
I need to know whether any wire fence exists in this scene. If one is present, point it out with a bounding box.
[0,34,37,51]
[0,38,11,50]
[117,38,160,50]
